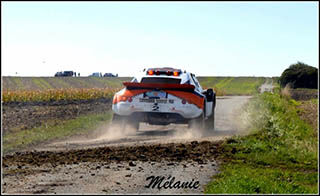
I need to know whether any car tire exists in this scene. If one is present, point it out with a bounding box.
[112,114,139,131]
[205,109,215,130]
[112,113,126,131]
[188,108,205,130]
[204,93,216,131]
[128,117,139,131]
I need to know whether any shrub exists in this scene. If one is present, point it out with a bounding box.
[279,62,318,89]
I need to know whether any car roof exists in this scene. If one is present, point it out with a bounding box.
[134,67,191,84]
[146,67,182,72]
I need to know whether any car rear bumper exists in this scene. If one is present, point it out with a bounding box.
[112,101,203,119]
[127,112,190,125]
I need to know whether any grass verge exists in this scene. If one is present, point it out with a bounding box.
[3,111,113,155]
[205,93,318,194]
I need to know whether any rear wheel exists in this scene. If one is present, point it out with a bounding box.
[112,114,139,131]
[128,117,139,131]
[205,109,215,130]
[112,113,126,131]
[188,111,205,130]
[204,93,216,131]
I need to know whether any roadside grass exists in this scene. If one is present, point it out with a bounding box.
[198,77,266,95]
[272,79,281,94]
[3,111,113,155]
[206,164,318,194]
[205,93,318,194]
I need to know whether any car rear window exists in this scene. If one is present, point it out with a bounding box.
[141,77,181,84]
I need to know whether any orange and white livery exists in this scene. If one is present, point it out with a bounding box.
[112,67,216,130]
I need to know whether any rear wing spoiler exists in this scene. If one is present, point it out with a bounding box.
[123,82,195,91]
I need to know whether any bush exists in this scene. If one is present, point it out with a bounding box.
[279,62,318,89]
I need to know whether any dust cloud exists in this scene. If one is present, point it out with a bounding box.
[231,100,257,136]
[47,122,137,147]
[170,125,206,140]
[93,123,137,141]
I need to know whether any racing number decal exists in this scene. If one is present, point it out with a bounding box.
[152,103,160,111]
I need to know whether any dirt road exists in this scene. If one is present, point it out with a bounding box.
[3,96,251,194]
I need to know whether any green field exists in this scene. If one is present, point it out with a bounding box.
[198,76,266,95]
[2,77,132,91]
[3,76,267,96]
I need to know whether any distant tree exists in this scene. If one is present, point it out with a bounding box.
[279,61,318,89]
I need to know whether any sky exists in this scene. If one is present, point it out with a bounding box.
[1,1,319,77]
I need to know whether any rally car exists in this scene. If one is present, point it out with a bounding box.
[112,67,216,131]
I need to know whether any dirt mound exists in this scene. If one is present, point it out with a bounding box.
[3,141,224,167]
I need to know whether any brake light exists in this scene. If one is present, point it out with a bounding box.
[173,71,180,76]
[166,71,172,76]
[147,70,154,75]
[155,70,160,75]
[113,89,149,104]
[120,96,128,102]
[113,95,131,104]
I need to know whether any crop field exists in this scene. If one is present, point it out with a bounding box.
[197,76,266,95]
[2,88,118,103]
[2,77,131,91]
[2,76,267,103]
